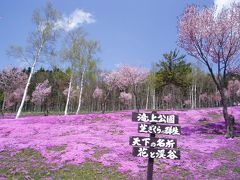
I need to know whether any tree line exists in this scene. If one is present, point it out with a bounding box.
[1,50,240,116]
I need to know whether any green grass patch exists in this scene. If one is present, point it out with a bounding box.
[154,160,166,171]
[53,162,127,180]
[47,145,67,152]
[0,148,128,180]
[206,135,215,139]
[207,112,222,120]
[213,148,238,162]
[171,166,192,178]
[93,147,111,160]
[208,166,228,178]
[234,167,240,174]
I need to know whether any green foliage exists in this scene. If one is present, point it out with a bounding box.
[65,67,72,77]
[61,27,99,86]
[155,49,192,92]
[234,167,240,174]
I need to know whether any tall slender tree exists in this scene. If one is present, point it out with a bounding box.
[8,3,61,119]
[62,28,99,115]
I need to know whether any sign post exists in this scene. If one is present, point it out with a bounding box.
[130,111,181,180]
[147,122,155,180]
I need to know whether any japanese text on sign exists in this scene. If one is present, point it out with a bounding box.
[129,136,177,148]
[132,147,180,160]
[138,123,181,135]
[132,112,178,124]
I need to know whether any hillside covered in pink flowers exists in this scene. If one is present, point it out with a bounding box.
[0,107,240,179]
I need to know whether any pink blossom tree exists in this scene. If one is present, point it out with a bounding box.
[92,87,103,99]
[119,92,132,109]
[62,86,79,113]
[0,68,28,116]
[92,87,103,111]
[99,71,120,113]
[32,80,52,115]
[62,87,78,99]
[184,99,191,108]
[178,3,240,137]
[4,88,26,110]
[199,93,209,107]
[116,65,149,112]
[227,79,240,105]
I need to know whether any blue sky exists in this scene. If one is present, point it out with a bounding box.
[0,0,220,71]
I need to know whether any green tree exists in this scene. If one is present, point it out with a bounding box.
[155,49,192,108]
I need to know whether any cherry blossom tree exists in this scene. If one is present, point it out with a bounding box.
[116,65,149,112]
[178,3,240,137]
[0,68,28,116]
[32,80,52,115]
[4,88,28,110]
[199,93,209,107]
[92,87,103,111]
[184,99,191,108]
[99,71,120,113]
[119,92,132,109]
[92,87,103,99]
[62,86,79,112]
[227,79,240,105]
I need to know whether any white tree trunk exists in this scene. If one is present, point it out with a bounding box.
[194,83,197,108]
[76,68,85,115]
[16,44,42,119]
[152,88,156,110]
[16,60,36,119]
[64,74,73,115]
[2,93,5,111]
[145,86,149,110]
[191,85,194,109]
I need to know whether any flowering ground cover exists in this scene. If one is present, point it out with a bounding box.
[0,107,240,179]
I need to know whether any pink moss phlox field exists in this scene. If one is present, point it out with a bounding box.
[0,107,240,178]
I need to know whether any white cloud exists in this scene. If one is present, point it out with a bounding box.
[56,9,95,32]
[214,0,240,14]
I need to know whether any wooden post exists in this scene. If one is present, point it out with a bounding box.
[147,131,155,180]
[147,110,157,180]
